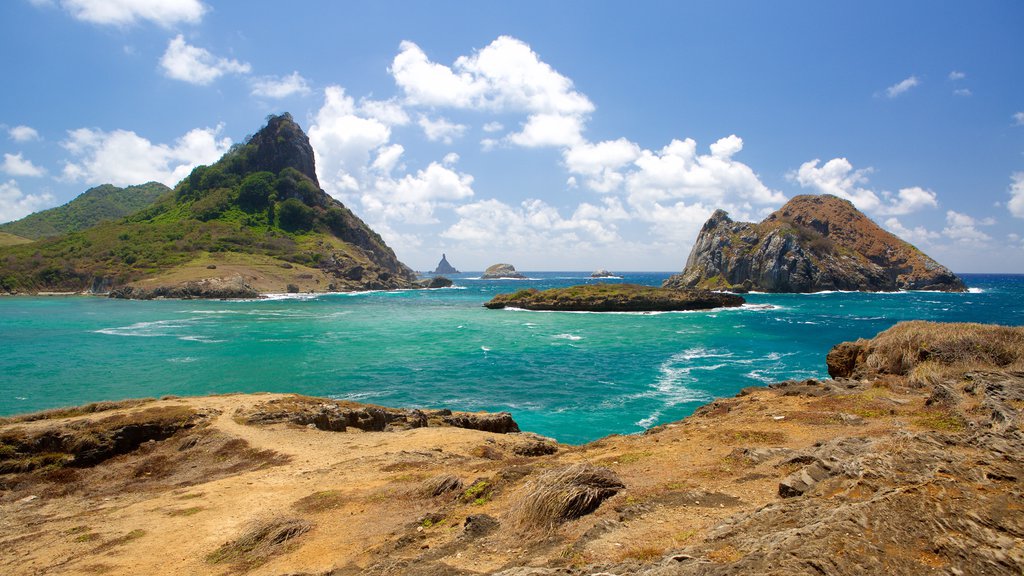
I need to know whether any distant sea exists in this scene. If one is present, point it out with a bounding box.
[1,273,1021,444]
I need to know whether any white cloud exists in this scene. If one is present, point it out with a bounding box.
[0,180,55,224]
[1014,112,1024,126]
[563,138,642,193]
[442,152,459,166]
[953,88,972,97]
[792,158,938,216]
[627,136,785,207]
[507,113,584,148]
[884,217,940,245]
[370,144,405,175]
[883,186,939,215]
[61,124,230,187]
[442,197,619,248]
[418,115,467,144]
[53,0,205,27]
[948,70,966,81]
[308,86,392,195]
[392,36,594,117]
[482,121,504,133]
[8,126,40,142]
[358,99,410,126]
[362,161,475,224]
[885,75,920,98]
[1008,172,1024,219]
[160,35,251,86]
[250,71,310,99]
[480,138,500,152]
[2,153,46,177]
[942,210,993,245]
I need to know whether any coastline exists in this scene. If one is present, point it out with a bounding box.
[2,321,1022,575]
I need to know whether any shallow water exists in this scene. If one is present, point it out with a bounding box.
[1,272,1021,443]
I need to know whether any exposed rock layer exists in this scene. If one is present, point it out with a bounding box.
[664,194,966,293]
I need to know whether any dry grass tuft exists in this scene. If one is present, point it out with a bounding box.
[509,463,624,530]
[861,321,1024,384]
[421,474,463,497]
[0,398,156,425]
[292,490,347,513]
[206,517,312,570]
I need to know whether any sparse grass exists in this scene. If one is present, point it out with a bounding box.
[509,463,624,530]
[915,410,968,433]
[74,532,101,543]
[421,474,463,498]
[461,480,492,505]
[0,398,156,425]
[618,544,664,562]
[206,517,312,570]
[292,490,347,513]
[167,507,204,517]
[91,529,145,553]
[720,430,788,445]
[707,544,744,563]
[674,529,698,544]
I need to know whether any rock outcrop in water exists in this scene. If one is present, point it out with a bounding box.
[481,263,526,279]
[433,253,460,275]
[484,283,745,312]
[664,194,966,293]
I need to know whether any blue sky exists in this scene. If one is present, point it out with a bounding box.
[1,1,1023,272]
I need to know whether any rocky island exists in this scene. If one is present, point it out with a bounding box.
[590,269,620,278]
[433,253,460,275]
[0,113,420,296]
[665,194,966,293]
[481,263,527,279]
[1,320,1021,575]
[484,283,745,312]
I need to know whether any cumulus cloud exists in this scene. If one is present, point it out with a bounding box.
[418,115,467,144]
[442,197,620,248]
[160,35,251,86]
[1014,112,1024,126]
[627,136,785,207]
[563,138,642,193]
[358,99,410,126]
[2,153,46,177]
[8,126,40,142]
[362,161,475,224]
[61,124,230,187]
[885,75,920,98]
[948,70,966,81]
[482,121,504,133]
[952,88,972,97]
[884,217,940,245]
[507,113,584,148]
[793,158,938,216]
[392,36,593,116]
[49,0,205,27]
[250,71,310,99]
[308,86,392,194]
[943,210,993,245]
[0,180,55,224]
[1009,173,1024,219]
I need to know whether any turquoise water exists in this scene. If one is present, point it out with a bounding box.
[1,273,1021,444]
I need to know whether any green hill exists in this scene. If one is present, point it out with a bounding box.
[0,182,169,240]
[0,113,417,295]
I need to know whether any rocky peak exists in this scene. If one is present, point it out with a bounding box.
[247,113,319,187]
[665,194,966,293]
[433,253,459,275]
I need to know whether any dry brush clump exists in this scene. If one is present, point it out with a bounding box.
[830,321,1024,385]
[508,463,624,531]
[206,516,312,570]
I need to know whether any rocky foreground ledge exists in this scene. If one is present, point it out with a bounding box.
[2,321,1023,575]
[484,283,745,312]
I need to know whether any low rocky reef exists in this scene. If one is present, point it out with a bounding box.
[484,283,745,312]
[109,276,260,300]
[481,263,527,279]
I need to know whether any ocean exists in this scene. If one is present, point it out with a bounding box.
[1,272,1021,444]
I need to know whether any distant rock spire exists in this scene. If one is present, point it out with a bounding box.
[434,253,459,274]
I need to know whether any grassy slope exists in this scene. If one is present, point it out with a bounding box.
[0,232,30,247]
[0,182,169,240]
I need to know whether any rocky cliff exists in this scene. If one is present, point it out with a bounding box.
[664,194,966,293]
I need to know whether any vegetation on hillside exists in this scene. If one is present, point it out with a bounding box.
[0,114,413,293]
[0,182,169,240]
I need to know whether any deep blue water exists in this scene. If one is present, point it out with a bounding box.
[0,272,1021,443]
